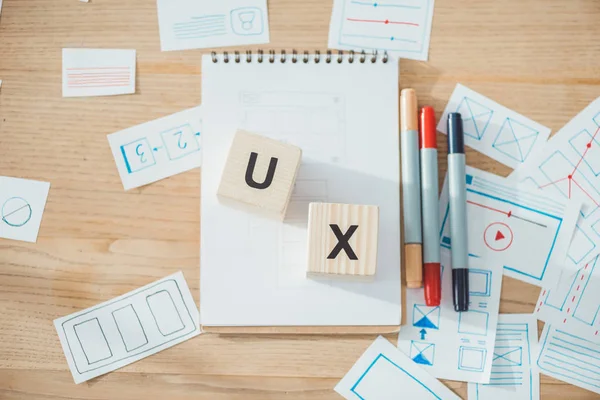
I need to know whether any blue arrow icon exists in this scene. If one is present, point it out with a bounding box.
[420,329,427,340]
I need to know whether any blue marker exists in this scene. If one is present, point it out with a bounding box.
[447,113,469,312]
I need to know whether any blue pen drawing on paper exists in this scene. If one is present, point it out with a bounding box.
[172,14,228,40]
[455,96,494,141]
[410,341,436,366]
[491,118,541,163]
[458,346,487,372]
[1,197,33,227]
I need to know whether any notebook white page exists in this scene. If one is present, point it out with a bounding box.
[201,53,401,326]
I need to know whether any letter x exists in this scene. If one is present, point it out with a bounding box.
[327,224,359,260]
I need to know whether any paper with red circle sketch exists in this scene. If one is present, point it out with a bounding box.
[439,166,581,288]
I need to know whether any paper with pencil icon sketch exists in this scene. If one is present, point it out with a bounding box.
[437,84,551,169]
[398,250,503,383]
[336,336,460,400]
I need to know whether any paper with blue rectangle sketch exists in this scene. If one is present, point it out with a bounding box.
[439,166,580,287]
[398,250,502,383]
[0,176,50,243]
[336,336,461,400]
[107,107,202,190]
[510,96,600,280]
[200,54,401,326]
[156,0,270,51]
[54,271,200,384]
[62,49,136,98]
[437,84,551,169]
[328,0,435,61]
[536,323,600,395]
[468,314,540,400]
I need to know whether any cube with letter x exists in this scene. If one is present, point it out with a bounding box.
[307,203,379,280]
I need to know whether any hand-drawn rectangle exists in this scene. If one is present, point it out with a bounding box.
[73,318,112,365]
[146,290,185,336]
[112,304,148,352]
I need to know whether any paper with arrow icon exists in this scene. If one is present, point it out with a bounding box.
[107,107,202,190]
[398,250,503,383]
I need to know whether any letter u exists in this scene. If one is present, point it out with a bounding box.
[245,152,278,189]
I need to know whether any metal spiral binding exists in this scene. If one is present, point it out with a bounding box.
[211,50,388,64]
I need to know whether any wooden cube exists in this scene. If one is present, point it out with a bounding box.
[307,203,379,279]
[217,130,302,219]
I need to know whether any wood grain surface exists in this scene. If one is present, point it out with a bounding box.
[0,0,599,398]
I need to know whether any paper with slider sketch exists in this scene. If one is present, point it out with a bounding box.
[439,166,580,288]
[328,0,435,61]
[54,272,200,384]
[398,250,502,383]
[0,176,50,243]
[469,314,540,400]
[336,336,460,400]
[156,0,270,51]
[107,107,202,190]
[62,48,136,97]
[437,84,551,169]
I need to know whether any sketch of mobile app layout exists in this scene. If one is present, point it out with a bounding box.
[536,324,600,395]
[511,96,600,279]
[439,166,580,288]
[535,254,600,343]
[156,0,270,51]
[437,84,551,169]
[107,106,202,190]
[469,314,540,400]
[0,176,50,243]
[336,336,460,400]
[62,49,136,97]
[54,272,200,384]
[398,251,502,383]
[328,0,435,61]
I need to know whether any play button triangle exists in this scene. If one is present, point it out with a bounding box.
[495,231,505,241]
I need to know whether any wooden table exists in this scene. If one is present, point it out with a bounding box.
[0,0,598,398]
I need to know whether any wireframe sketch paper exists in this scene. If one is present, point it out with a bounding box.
[62,48,136,97]
[328,0,435,61]
[54,272,200,384]
[437,84,551,169]
[469,314,540,400]
[336,336,461,400]
[200,54,401,327]
[439,166,580,287]
[0,176,50,243]
[535,255,600,342]
[107,107,202,190]
[156,0,270,52]
[536,323,600,395]
[398,250,502,383]
[510,97,600,278]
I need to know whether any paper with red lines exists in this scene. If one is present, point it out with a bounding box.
[62,48,136,98]
[511,97,600,279]
[439,166,581,287]
[328,0,435,61]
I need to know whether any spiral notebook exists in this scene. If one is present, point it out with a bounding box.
[201,51,401,333]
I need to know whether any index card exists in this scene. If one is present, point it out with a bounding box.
[336,336,460,400]
[0,176,50,243]
[398,251,503,383]
[54,272,200,384]
[107,106,202,190]
[328,0,436,61]
[156,0,270,51]
[439,166,580,288]
[62,48,136,97]
[437,84,551,169]
[469,314,540,400]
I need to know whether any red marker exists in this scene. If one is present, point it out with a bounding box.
[419,106,442,306]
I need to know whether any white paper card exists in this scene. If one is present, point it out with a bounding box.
[107,107,202,190]
[62,48,136,97]
[156,0,270,52]
[398,251,502,383]
[54,271,200,384]
[469,314,540,400]
[336,336,461,400]
[439,166,580,287]
[437,84,551,169]
[0,177,50,243]
[201,54,401,326]
[536,324,600,395]
[511,97,600,278]
[328,0,435,61]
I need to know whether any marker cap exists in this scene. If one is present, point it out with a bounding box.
[424,263,441,306]
[401,89,418,132]
[452,268,469,312]
[447,113,465,154]
[419,106,437,149]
